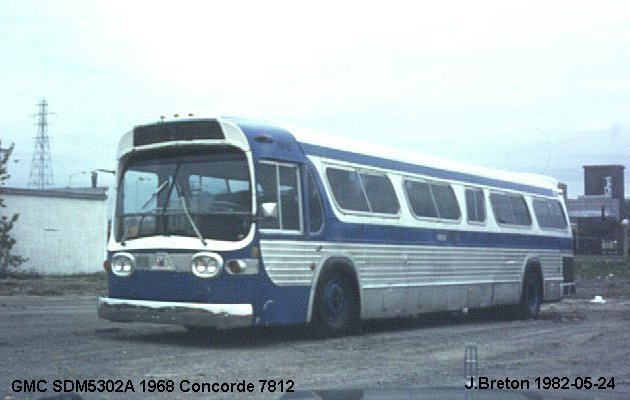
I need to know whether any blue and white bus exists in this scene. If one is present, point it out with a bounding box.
[98,117,575,336]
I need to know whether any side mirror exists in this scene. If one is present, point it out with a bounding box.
[259,202,278,219]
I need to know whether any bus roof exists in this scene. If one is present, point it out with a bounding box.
[295,127,559,192]
[225,117,560,196]
[121,116,561,196]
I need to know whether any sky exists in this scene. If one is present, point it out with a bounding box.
[1,0,629,197]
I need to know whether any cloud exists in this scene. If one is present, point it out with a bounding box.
[1,0,630,197]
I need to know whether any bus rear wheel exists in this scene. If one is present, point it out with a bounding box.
[515,269,543,319]
[311,271,360,337]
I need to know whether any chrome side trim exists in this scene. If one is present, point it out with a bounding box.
[97,297,253,329]
[260,240,568,289]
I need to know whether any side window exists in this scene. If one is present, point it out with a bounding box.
[257,163,279,229]
[404,181,438,218]
[358,172,400,214]
[257,162,302,232]
[548,200,568,229]
[533,199,568,229]
[431,183,460,220]
[325,167,399,215]
[490,193,532,226]
[510,196,532,225]
[307,168,324,232]
[325,168,370,212]
[404,179,460,220]
[279,165,300,230]
[489,193,512,224]
[465,188,486,223]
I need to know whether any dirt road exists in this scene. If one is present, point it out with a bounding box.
[1,277,629,399]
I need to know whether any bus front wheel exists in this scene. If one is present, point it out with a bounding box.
[311,271,360,337]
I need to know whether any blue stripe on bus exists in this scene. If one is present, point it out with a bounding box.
[299,142,555,197]
[263,223,573,251]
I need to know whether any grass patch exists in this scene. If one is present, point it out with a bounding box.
[48,272,107,281]
[0,271,105,281]
[0,270,43,280]
[575,260,630,279]
[0,271,107,296]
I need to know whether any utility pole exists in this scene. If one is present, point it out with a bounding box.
[28,99,54,189]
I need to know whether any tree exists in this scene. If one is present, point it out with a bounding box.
[0,141,27,276]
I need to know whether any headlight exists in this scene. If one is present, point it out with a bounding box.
[111,252,135,277]
[190,252,223,278]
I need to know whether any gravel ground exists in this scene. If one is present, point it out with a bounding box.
[0,276,629,400]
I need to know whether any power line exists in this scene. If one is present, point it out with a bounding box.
[27,98,55,189]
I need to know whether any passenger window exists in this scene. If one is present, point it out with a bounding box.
[405,181,438,218]
[431,184,460,220]
[510,196,531,225]
[404,180,460,220]
[257,162,302,232]
[325,167,399,215]
[533,199,568,229]
[548,200,568,229]
[490,193,512,224]
[326,168,370,212]
[465,188,486,223]
[490,193,531,226]
[358,173,400,214]
[307,169,324,232]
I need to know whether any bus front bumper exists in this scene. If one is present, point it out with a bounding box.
[97,297,253,329]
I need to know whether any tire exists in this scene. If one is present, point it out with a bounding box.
[311,271,360,338]
[515,269,543,319]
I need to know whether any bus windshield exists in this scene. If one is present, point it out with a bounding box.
[115,147,252,243]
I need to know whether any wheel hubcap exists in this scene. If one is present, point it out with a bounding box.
[324,281,345,320]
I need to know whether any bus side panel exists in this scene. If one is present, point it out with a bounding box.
[254,286,311,326]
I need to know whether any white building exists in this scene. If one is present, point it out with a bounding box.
[2,187,108,274]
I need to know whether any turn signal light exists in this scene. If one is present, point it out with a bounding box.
[225,259,259,275]
[226,260,246,274]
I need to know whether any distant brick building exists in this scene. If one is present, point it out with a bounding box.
[567,165,627,255]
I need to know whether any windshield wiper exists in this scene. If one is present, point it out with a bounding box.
[120,180,169,246]
[176,182,206,246]
[141,180,169,210]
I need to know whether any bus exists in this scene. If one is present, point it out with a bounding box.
[98,116,575,336]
